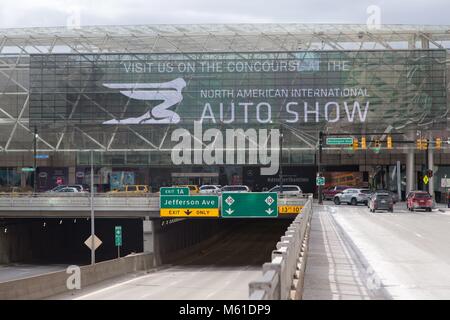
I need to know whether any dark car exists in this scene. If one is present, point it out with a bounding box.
[367,190,399,206]
[369,192,394,213]
[406,191,433,212]
[322,185,350,200]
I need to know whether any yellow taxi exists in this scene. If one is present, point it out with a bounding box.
[108,185,150,195]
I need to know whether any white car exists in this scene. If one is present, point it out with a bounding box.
[221,185,250,193]
[199,185,221,194]
[58,187,82,193]
[333,188,371,205]
[269,185,302,195]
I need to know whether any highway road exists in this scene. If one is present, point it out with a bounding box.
[327,202,450,299]
[52,219,291,300]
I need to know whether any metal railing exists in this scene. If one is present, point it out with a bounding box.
[249,195,313,300]
[0,193,160,211]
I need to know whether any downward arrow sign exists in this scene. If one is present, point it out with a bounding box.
[226,208,234,215]
[265,208,274,215]
[184,209,192,215]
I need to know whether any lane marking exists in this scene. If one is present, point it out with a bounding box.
[73,272,161,300]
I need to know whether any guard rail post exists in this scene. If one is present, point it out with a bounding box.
[249,195,313,300]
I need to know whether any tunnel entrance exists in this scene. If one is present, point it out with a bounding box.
[0,218,143,265]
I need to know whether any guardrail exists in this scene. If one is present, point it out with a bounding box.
[249,195,313,300]
[0,192,312,213]
[0,194,160,211]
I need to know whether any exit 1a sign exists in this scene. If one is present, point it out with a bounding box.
[160,187,189,196]
[221,192,278,218]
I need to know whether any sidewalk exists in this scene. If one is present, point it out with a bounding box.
[302,206,387,300]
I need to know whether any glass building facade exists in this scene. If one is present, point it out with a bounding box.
[0,24,449,194]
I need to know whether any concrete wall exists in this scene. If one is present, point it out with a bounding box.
[0,252,153,300]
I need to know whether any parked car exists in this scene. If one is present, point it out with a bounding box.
[108,185,150,194]
[333,188,371,205]
[199,185,221,194]
[46,185,68,192]
[269,185,302,195]
[221,185,250,193]
[406,191,433,212]
[369,192,394,212]
[58,187,81,193]
[322,185,350,200]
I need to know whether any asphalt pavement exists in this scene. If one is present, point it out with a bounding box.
[312,201,450,299]
[51,219,291,300]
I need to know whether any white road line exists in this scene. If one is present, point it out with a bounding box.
[73,273,158,300]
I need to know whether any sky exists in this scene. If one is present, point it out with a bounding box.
[0,0,448,29]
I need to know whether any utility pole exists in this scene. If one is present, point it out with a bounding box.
[318,131,323,204]
[425,138,429,192]
[33,127,37,194]
[279,125,283,194]
[90,150,95,265]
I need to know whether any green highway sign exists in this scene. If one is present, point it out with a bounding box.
[160,195,219,217]
[21,167,35,172]
[326,137,353,145]
[316,176,325,186]
[160,187,190,196]
[115,226,122,247]
[221,192,278,218]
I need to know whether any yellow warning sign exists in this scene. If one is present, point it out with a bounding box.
[423,175,429,185]
[160,208,219,218]
[278,205,303,214]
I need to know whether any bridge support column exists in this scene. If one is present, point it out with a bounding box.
[143,219,153,253]
[406,149,415,195]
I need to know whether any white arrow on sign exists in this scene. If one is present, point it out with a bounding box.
[225,208,234,215]
[265,208,274,215]
[84,235,102,251]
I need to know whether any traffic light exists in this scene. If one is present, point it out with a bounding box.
[427,169,433,178]
[387,135,393,149]
[361,136,367,149]
[416,139,422,150]
[416,139,428,150]
[422,139,428,150]
[374,140,381,149]
[352,138,359,150]
[436,138,442,150]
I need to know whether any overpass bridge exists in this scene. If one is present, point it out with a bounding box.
[0,193,310,218]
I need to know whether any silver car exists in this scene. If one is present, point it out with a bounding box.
[221,185,250,193]
[334,188,371,205]
[269,185,302,196]
[199,185,221,194]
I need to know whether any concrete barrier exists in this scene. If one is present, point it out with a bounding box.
[249,195,313,300]
[0,252,153,300]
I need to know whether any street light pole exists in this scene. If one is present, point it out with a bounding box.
[318,131,323,204]
[33,127,37,194]
[279,125,283,194]
[90,150,95,265]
